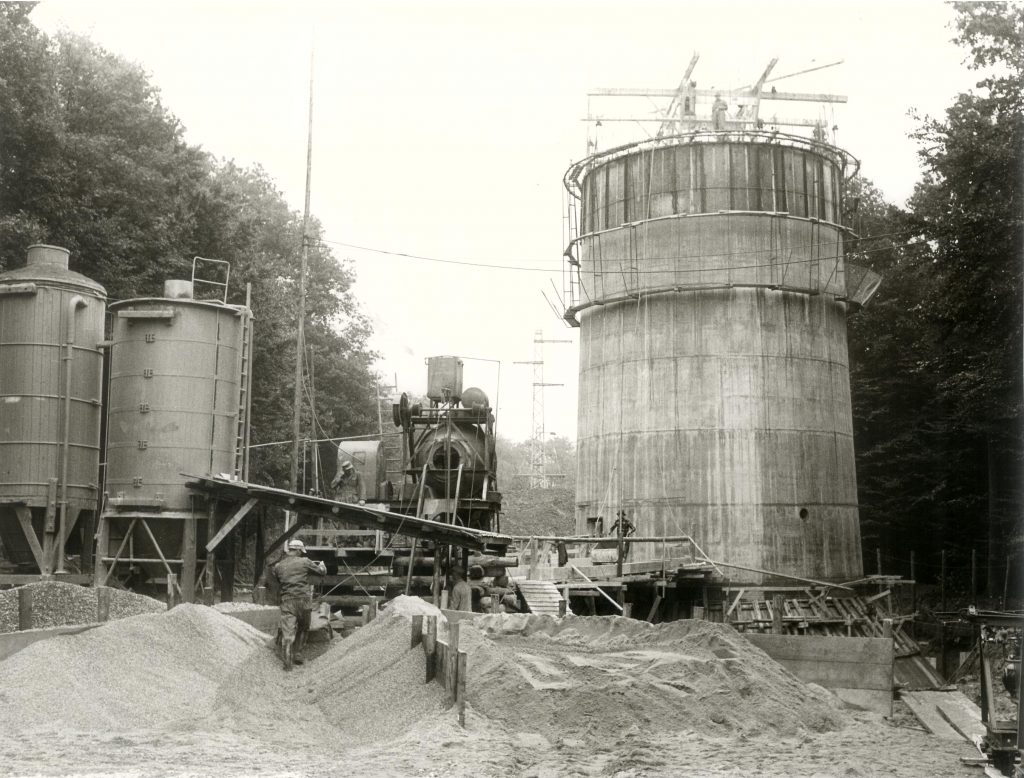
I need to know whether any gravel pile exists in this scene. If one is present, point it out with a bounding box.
[0,604,266,732]
[459,614,848,739]
[0,581,164,633]
[381,594,442,620]
[211,607,447,748]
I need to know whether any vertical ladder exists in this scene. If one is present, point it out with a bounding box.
[233,304,253,481]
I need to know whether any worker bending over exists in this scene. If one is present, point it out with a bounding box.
[269,539,326,670]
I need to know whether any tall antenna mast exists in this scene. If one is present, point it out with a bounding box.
[290,48,314,497]
[515,330,570,488]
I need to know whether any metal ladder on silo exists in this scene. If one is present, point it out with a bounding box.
[233,301,254,482]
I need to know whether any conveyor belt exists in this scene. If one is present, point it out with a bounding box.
[185,475,510,552]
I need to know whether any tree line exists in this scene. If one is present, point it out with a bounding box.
[847,2,1022,598]
[0,4,379,488]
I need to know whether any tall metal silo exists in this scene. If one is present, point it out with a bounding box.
[95,278,252,600]
[0,245,106,576]
[563,131,880,584]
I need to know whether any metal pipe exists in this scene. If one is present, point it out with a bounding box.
[57,295,87,574]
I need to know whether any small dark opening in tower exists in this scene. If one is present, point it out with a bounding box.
[798,507,809,520]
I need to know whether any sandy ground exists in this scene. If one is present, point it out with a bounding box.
[0,603,985,778]
[0,707,982,778]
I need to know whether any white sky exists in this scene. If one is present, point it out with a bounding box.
[32,0,977,442]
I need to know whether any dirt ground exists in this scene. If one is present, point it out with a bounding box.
[0,603,984,778]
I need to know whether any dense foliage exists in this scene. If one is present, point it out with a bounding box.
[0,5,378,489]
[848,2,1023,597]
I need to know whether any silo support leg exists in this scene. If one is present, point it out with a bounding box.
[13,507,45,573]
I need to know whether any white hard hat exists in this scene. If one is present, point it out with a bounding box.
[287,539,306,552]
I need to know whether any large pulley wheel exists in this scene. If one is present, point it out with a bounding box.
[393,392,412,428]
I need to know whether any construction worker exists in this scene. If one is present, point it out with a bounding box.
[331,457,365,504]
[447,567,473,612]
[711,93,729,131]
[268,539,325,670]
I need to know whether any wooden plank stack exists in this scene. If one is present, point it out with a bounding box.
[517,580,570,616]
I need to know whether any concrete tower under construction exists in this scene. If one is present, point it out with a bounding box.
[563,123,880,584]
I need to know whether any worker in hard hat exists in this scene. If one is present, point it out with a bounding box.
[268,539,326,670]
[330,457,365,504]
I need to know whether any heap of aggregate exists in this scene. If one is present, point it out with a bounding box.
[457,613,848,739]
[0,580,164,633]
[0,604,266,731]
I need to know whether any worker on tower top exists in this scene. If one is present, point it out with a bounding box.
[711,93,729,131]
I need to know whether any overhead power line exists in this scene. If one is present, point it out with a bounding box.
[318,227,916,276]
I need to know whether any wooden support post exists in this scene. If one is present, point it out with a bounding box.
[167,573,180,609]
[456,649,467,728]
[528,537,538,581]
[431,543,442,607]
[622,603,633,619]
[204,502,217,605]
[411,614,423,649]
[254,585,267,605]
[876,547,882,576]
[41,478,57,576]
[94,512,110,587]
[80,511,95,575]
[424,615,437,683]
[404,539,417,596]
[646,594,662,623]
[882,617,895,717]
[360,604,370,625]
[219,533,235,604]
[253,507,265,589]
[449,620,461,652]
[558,599,567,617]
[182,511,197,604]
[18,586,33,630]
[96,586,111,622]
[367,598,378,623]
[772,594,785,635]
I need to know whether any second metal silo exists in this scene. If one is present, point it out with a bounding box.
[0,245,106,577]
[563,131,880,584]
[95,275,252,600]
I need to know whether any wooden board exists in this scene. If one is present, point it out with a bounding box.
[902,690,985,742]
[745,634,894,714]
[902,691,967,740]
[0,623,101,662]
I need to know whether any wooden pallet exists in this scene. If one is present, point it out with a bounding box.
[517,580,571,616]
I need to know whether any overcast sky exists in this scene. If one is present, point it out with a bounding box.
[32,1,977,443]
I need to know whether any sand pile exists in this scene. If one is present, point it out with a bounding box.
[210,604,448,747]
[381,593,443,620]
[0,580,164,632]
[0,604,266,731]
[459,614,847,739]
